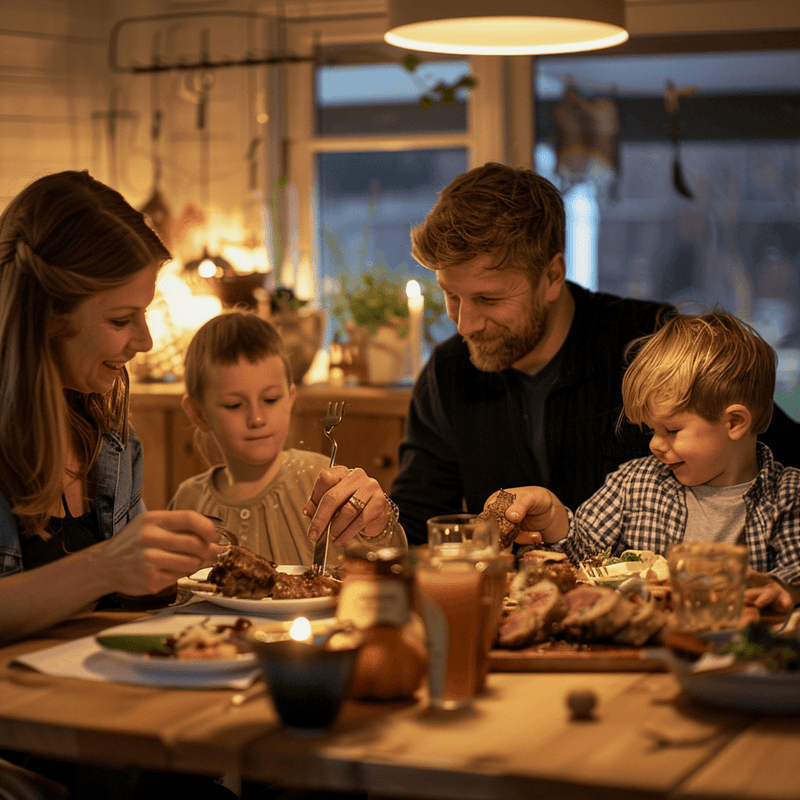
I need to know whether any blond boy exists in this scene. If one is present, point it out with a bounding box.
[496,310,800,611]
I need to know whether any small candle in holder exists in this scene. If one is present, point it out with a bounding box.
[249,617,361,736]
[406,279,424,379]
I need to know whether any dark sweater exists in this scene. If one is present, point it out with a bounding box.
[390,282,800,545]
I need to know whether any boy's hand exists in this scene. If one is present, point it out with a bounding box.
[744,580,794,613]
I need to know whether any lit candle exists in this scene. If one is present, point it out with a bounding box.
[406,280,424,380]
[289,616,313,644]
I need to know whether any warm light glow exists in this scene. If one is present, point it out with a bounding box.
[384,0,628,56]
[406,280,424,380]
[289,617,313,643]
[154,272,222,335]
[197,259,218,279]
[406,279,424,310]
[386,17,628,55]
[172,294,222,330]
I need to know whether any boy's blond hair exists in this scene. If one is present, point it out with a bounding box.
[622,310,775,434]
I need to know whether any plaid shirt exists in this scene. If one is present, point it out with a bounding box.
[558,442,800,585]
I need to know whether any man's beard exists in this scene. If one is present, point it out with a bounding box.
[464,293,548,372]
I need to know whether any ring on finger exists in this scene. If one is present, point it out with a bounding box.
[347,495,366,512]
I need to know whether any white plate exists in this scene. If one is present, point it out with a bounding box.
[96,633,257,674]
[182,566,339,617]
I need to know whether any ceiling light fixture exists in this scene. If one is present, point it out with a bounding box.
[384,0,629,56]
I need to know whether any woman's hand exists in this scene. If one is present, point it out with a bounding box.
[302,466,396,547]
[96,510,224,596]
[484,486,569,546]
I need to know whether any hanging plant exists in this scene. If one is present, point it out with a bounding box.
[401,53,477,110]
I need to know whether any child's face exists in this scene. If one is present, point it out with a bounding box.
[644,405,740,487]
[194,354,295,471]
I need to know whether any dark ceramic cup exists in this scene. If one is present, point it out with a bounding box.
[251,637,360,735]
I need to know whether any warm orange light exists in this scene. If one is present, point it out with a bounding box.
[289,617,313,643]
[385,1,628,56]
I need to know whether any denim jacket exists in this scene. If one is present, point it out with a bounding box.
[0,429,145,576]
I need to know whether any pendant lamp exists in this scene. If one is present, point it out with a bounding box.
[384,0,628,56]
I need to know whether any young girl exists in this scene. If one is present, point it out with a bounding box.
[169,310,407,564]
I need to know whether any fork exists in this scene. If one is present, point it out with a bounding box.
[580,562,609,580]
[310,401,346,576]
[322,401,346,469]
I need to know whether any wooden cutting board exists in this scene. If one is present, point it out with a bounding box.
[488,609,792,672]
[489,641,665,672]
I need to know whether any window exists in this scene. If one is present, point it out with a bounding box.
[534,47,800,420]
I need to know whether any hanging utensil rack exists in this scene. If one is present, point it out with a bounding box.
[108,10,316,74]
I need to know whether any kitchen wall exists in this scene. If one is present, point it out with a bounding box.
[1,0,798,248]
[1,0,264,268]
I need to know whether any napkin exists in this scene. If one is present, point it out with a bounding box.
[14,609,262,690]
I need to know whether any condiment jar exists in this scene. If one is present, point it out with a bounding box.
[337,548,427,701]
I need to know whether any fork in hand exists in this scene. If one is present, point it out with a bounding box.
[310,401,346,576]
[322,401,346,469]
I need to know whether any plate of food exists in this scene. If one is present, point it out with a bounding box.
[647,624,800,713]
[179,545,340,616]
[577,549,671,587]
[96,618,258,674]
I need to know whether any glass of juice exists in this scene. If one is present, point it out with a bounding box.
[415,546,491,710]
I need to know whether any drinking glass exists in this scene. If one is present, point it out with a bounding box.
[415,547,485,710]
[427,513,499,556]
[667,542,748,632]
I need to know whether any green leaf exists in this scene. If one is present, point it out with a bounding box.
[402,53,422,71]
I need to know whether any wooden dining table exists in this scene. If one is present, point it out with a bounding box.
[1,607,798,800]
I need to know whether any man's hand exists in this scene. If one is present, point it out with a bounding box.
[484,486,569,545]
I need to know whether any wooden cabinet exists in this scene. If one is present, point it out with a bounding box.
[129,382,412,510]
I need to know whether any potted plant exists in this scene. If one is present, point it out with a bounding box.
[328,267,445,385]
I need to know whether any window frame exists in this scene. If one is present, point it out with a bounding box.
[276,16,533,302]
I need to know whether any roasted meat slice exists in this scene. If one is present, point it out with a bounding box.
[478,489,519,550]
[498,579,569,648]
[515,551,578,595]
[272,571,341,600]
[208,545,278,598]
[611,595,669,647]
[560,584,636,641]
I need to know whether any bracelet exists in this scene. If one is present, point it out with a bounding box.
[376,494,400,539]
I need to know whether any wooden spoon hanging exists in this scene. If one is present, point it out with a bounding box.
[664,80,697,200]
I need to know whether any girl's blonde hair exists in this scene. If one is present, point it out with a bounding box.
[622,310,776,434]
[0,170,170,539]
[183,310,293,465]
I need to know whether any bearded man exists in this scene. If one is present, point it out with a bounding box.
[389,162,800,545]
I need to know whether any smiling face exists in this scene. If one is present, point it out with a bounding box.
[51,263,157,394]
[437,254,557,372]
[187,354,296,476]
[644,404,757,487]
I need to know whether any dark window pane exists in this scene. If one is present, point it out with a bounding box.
[316,61,470,136]
[317,149,466,343]
[535,49,800,420]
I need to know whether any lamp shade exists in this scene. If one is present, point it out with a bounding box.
[385,0,628,55]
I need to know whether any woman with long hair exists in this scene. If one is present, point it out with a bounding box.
[0,170,221,644]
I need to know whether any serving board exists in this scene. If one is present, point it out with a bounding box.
[488,609,793,673]
[489,641,665,672]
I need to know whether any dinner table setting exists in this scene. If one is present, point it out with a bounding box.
[1,510,799,800]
